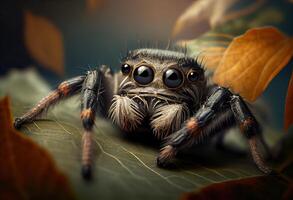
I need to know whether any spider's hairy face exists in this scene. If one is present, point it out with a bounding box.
[109,48,207,139]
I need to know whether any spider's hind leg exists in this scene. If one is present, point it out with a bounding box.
[14,75,85,129]
[230,95,272,174]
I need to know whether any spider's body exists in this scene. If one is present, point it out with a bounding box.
[14,48,272,180]
[110,49,207,138]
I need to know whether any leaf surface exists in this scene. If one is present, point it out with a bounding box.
[0,69,284,200]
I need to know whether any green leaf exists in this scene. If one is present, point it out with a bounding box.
[0,69,284,200]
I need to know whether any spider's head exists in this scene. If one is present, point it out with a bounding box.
[109,48,207,138]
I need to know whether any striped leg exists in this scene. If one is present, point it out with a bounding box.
[230,95,272,174]
[14,75,85,129]
[157,110,236,167]
[157,87,232,167]
[157,87,272,174]
[80,70,103,180]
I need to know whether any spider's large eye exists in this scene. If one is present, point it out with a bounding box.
[133,65,154,85]
[121,64,131,75]
[163,68,183,88]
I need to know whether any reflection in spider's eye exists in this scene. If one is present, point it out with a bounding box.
[121,64,131,75]
[133,65,154,85]
[163,68,183,88]
[187,70,199,82]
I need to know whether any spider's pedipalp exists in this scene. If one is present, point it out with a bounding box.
[108,95,145,132]
[150,103,189,139]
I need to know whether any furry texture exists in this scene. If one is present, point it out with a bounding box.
[151,103,189,139]
[123,48,201,69]
[109,95,144,132]
[113,48,208,138]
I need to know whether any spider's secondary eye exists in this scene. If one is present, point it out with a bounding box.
[133,65,154,85]
[121,64,131,75]
[163,68,183,88]
[187,70,199,82]
[187,70,201,82]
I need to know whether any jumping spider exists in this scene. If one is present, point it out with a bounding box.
[14,48,272,180]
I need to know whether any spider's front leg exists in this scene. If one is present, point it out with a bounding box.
[80,70,104,180]
[14,75,86,129]
[157,87,272,174]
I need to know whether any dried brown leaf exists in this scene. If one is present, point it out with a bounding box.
[181,147,293,200]
[172,0,264,40]
[213,27,293,102]
[24,10,64,75]
[180,176,292,200]
[210,0,238,27]
[285,72,293,131]
[172,0,226,39]
[0,96,75,200]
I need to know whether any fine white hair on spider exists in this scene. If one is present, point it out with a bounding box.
[150,103,189,139]
[108,95,144,132]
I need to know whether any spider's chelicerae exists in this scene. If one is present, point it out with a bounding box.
[14,48,272,180]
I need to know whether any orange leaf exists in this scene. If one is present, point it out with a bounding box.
[213,27,293,102]
[285,72,293,131]
[24,10,64,75]
[0,96,75,200]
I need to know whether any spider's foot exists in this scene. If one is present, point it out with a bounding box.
[156,145,176,168]
[257,163,273,175]
[14,117,23,129]
[81,164,92,181]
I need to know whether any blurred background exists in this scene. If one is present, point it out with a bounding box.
[0,0,292,131]
[0,0,192,75]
